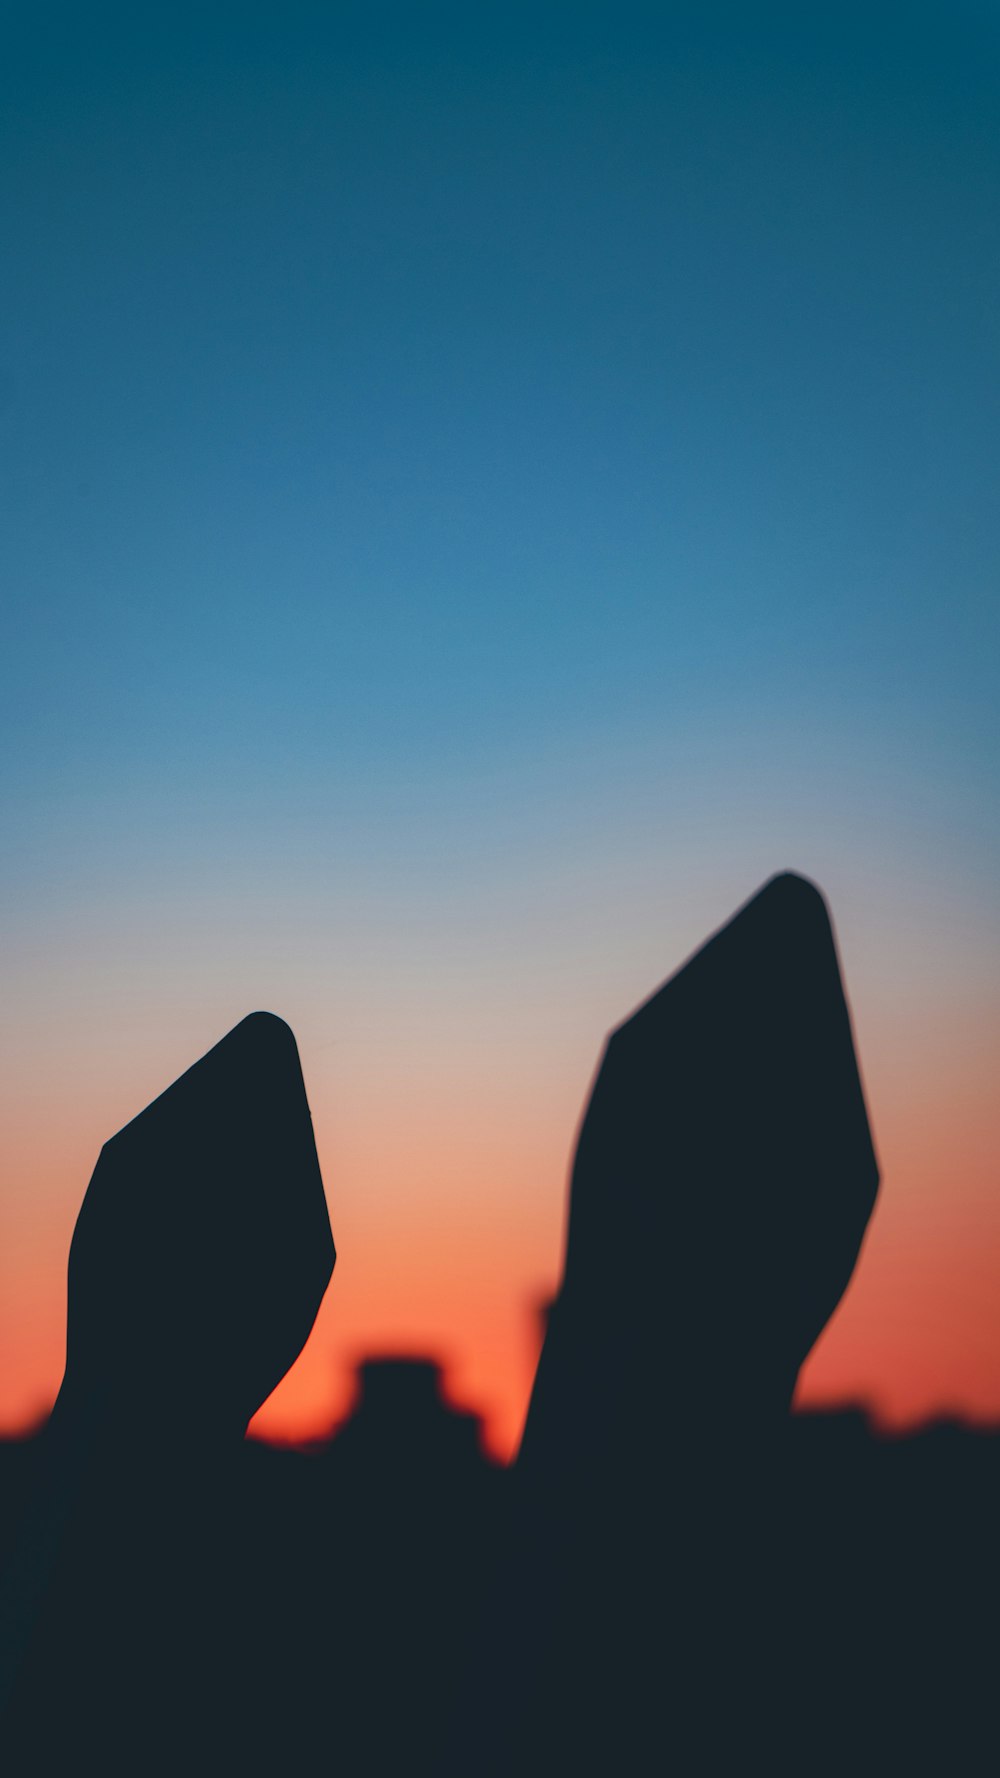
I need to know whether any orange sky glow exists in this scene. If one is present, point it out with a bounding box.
[2,935,995,1464]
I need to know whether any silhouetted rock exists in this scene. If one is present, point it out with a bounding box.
[0,1012,335,1765]
[64,1009,334,1435]
[486,873,881,1774]
[522,873,879,1482]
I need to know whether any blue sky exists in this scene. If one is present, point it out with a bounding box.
[4,6,997,815]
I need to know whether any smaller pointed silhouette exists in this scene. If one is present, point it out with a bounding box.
[0,1011,334,1735]
[62,1009,334,1434]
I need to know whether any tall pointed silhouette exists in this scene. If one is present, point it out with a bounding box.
[520,870,879,1479]
[476,872,881,1774]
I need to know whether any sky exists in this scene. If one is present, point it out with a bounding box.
[1,3,997,1459]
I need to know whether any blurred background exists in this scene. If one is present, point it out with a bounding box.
[1,3,997,1459]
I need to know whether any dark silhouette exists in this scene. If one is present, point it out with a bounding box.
[0,1012,334,1763]
[1,1355,503,1774]
[272,1359,503,1774]
[64,1008,334,1434]
[1,873,995,1773]
[454,872,883,1771]
[3,1401,999,1771]
[521,871,879,1474]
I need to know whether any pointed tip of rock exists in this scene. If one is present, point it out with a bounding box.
[756,869,832,931]
[230,1010,299,1056]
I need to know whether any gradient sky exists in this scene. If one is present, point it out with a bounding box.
[2,4,997,1458]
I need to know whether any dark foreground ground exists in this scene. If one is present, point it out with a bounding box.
[1,1359,997,1775]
